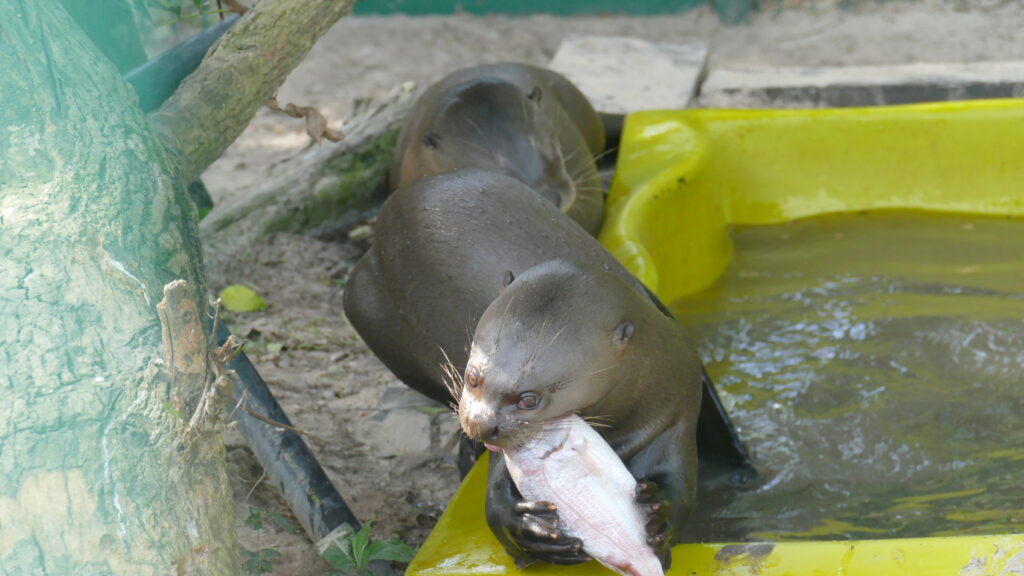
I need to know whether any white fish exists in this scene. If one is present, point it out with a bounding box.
[502,414,664,576]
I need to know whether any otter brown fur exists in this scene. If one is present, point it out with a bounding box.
[390,63,605,235]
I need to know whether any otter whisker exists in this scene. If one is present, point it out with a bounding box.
[523,316,550,372]
[547,325,567,347]
[592,146,618,164]
[562,143,586,164]
[449,134,501,157]
[437,346,464,402]
[580,414,614,429]
[494,295,515,345]
[462,116,487,138]
[550,362,621,391]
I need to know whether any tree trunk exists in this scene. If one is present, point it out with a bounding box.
[0,2,237,574]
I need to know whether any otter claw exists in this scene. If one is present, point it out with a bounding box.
[515,500,557,514]
[635,477,674,571]
[509,499,589,565]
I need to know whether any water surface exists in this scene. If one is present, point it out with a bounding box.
[672,211,1024,541]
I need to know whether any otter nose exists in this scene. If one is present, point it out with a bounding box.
[462,416,499,442]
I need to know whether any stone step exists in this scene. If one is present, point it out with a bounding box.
[549,35,709,113]
[699,60,1024,108]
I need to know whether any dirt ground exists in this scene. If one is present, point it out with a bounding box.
[199,2,1024,574]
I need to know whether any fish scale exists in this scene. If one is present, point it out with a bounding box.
[503,415,664,576]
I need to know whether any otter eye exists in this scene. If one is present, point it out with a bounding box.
[465,366,482,389]
[517,392,540,410]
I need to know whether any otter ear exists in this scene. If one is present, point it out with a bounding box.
[613,320,635,346]
[527,86,542,103]
[502,270,515,288]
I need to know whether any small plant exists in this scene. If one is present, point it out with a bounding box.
[239,507,296,575]
[319,521,417,576]
[245,506,298,535]
[240,547,283,575]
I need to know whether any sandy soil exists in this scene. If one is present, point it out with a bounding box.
[199,2,1024,574]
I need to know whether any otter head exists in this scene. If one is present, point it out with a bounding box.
[427,79,590,215]
[457,260,638,449]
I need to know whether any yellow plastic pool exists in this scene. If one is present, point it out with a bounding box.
[407,99,1024,576]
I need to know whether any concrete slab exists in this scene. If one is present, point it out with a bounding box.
[549,35,709,113]
[700,60,1024,108]
[355,408,433,457]
[378,384,446,411]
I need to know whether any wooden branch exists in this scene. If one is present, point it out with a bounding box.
[200,83,420,262]
[149,0,357,184]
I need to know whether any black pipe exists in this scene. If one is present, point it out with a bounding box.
[125,14,240,113]
[217,321,361,541]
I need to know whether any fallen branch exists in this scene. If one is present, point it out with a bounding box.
[150,0,358,183]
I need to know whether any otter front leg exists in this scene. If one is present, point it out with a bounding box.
[636,479,675,570]
[625,420,698,570]
[485,452,589,568]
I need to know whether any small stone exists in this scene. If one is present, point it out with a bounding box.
[700,61,1024,108]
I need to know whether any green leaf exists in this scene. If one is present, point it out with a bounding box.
[240,547,281,575]
[220,284,267,313]
[413,405,448,415]
[267,511,296,534]
[350,522,373,570]
[366,539,417,563]
[258,549,283,561]
[320,542,357,572]
[162,401,184,420]
[244,507,264,531]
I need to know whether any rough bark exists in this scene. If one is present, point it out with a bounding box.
[200,84,419,256]
[150,0,359,185]
[0,1,236,574]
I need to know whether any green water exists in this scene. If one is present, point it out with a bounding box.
[671,212,1024,541]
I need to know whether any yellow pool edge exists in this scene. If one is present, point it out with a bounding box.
[407,454,1024,576]
[599,98,1024,302]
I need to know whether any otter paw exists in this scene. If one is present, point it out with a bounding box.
[509,500,589,566]
[636,479,675,570]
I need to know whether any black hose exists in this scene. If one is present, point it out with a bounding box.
[125,14,240,112]
[217,321,361,541]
